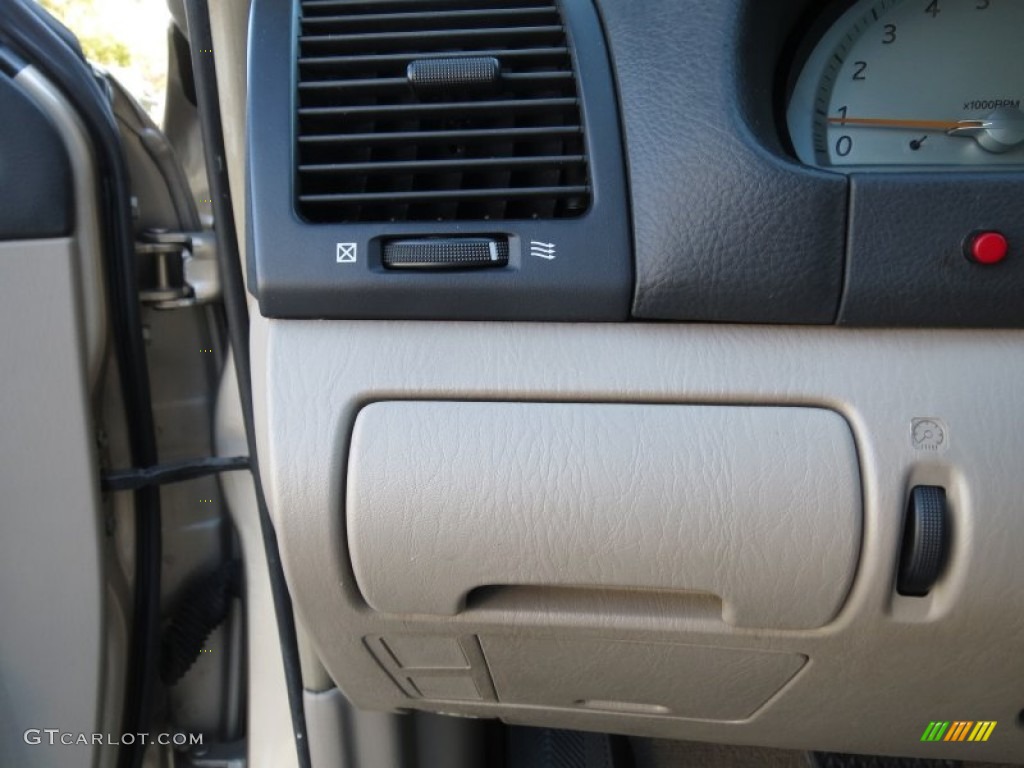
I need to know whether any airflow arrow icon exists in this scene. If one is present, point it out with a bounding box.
[530,241,557,260]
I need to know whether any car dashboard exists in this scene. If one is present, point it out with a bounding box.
[240,0,1024,762]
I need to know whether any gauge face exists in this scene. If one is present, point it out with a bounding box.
[787,0,1024,168]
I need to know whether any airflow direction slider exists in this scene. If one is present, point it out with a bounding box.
[382,237,510,269]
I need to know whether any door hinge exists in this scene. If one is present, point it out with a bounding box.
[137,228,220,308]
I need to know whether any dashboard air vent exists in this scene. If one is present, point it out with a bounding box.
[295,0,591,223]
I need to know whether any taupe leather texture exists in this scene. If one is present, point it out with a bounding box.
[253,318,1024,761]
[347,402,861,630]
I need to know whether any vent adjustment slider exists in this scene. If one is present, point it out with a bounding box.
[383,237,510,270]
[407,57,502,96]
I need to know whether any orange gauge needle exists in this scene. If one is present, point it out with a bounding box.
[827,116,985,131]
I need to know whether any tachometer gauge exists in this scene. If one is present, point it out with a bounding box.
[787,0,1024,168]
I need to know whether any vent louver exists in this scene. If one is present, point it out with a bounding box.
[295,0,591,223]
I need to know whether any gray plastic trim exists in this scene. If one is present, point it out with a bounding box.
[16,67,107,384]
[0,67,110,768]
[0,238,106,768]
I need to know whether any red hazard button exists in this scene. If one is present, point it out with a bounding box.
[967,231,1009,265]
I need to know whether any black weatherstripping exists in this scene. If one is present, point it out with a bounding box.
[0,7,162,768]
[0,73,73,241]
[183,2,312,767]
[249,0,631,321]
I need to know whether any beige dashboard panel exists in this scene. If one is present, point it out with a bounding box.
[252,318,1024,761]
[347,402,861,629]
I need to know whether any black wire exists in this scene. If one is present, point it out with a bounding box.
[0,6,162,768]
[180,3,313,766]
[102,456,251,492]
